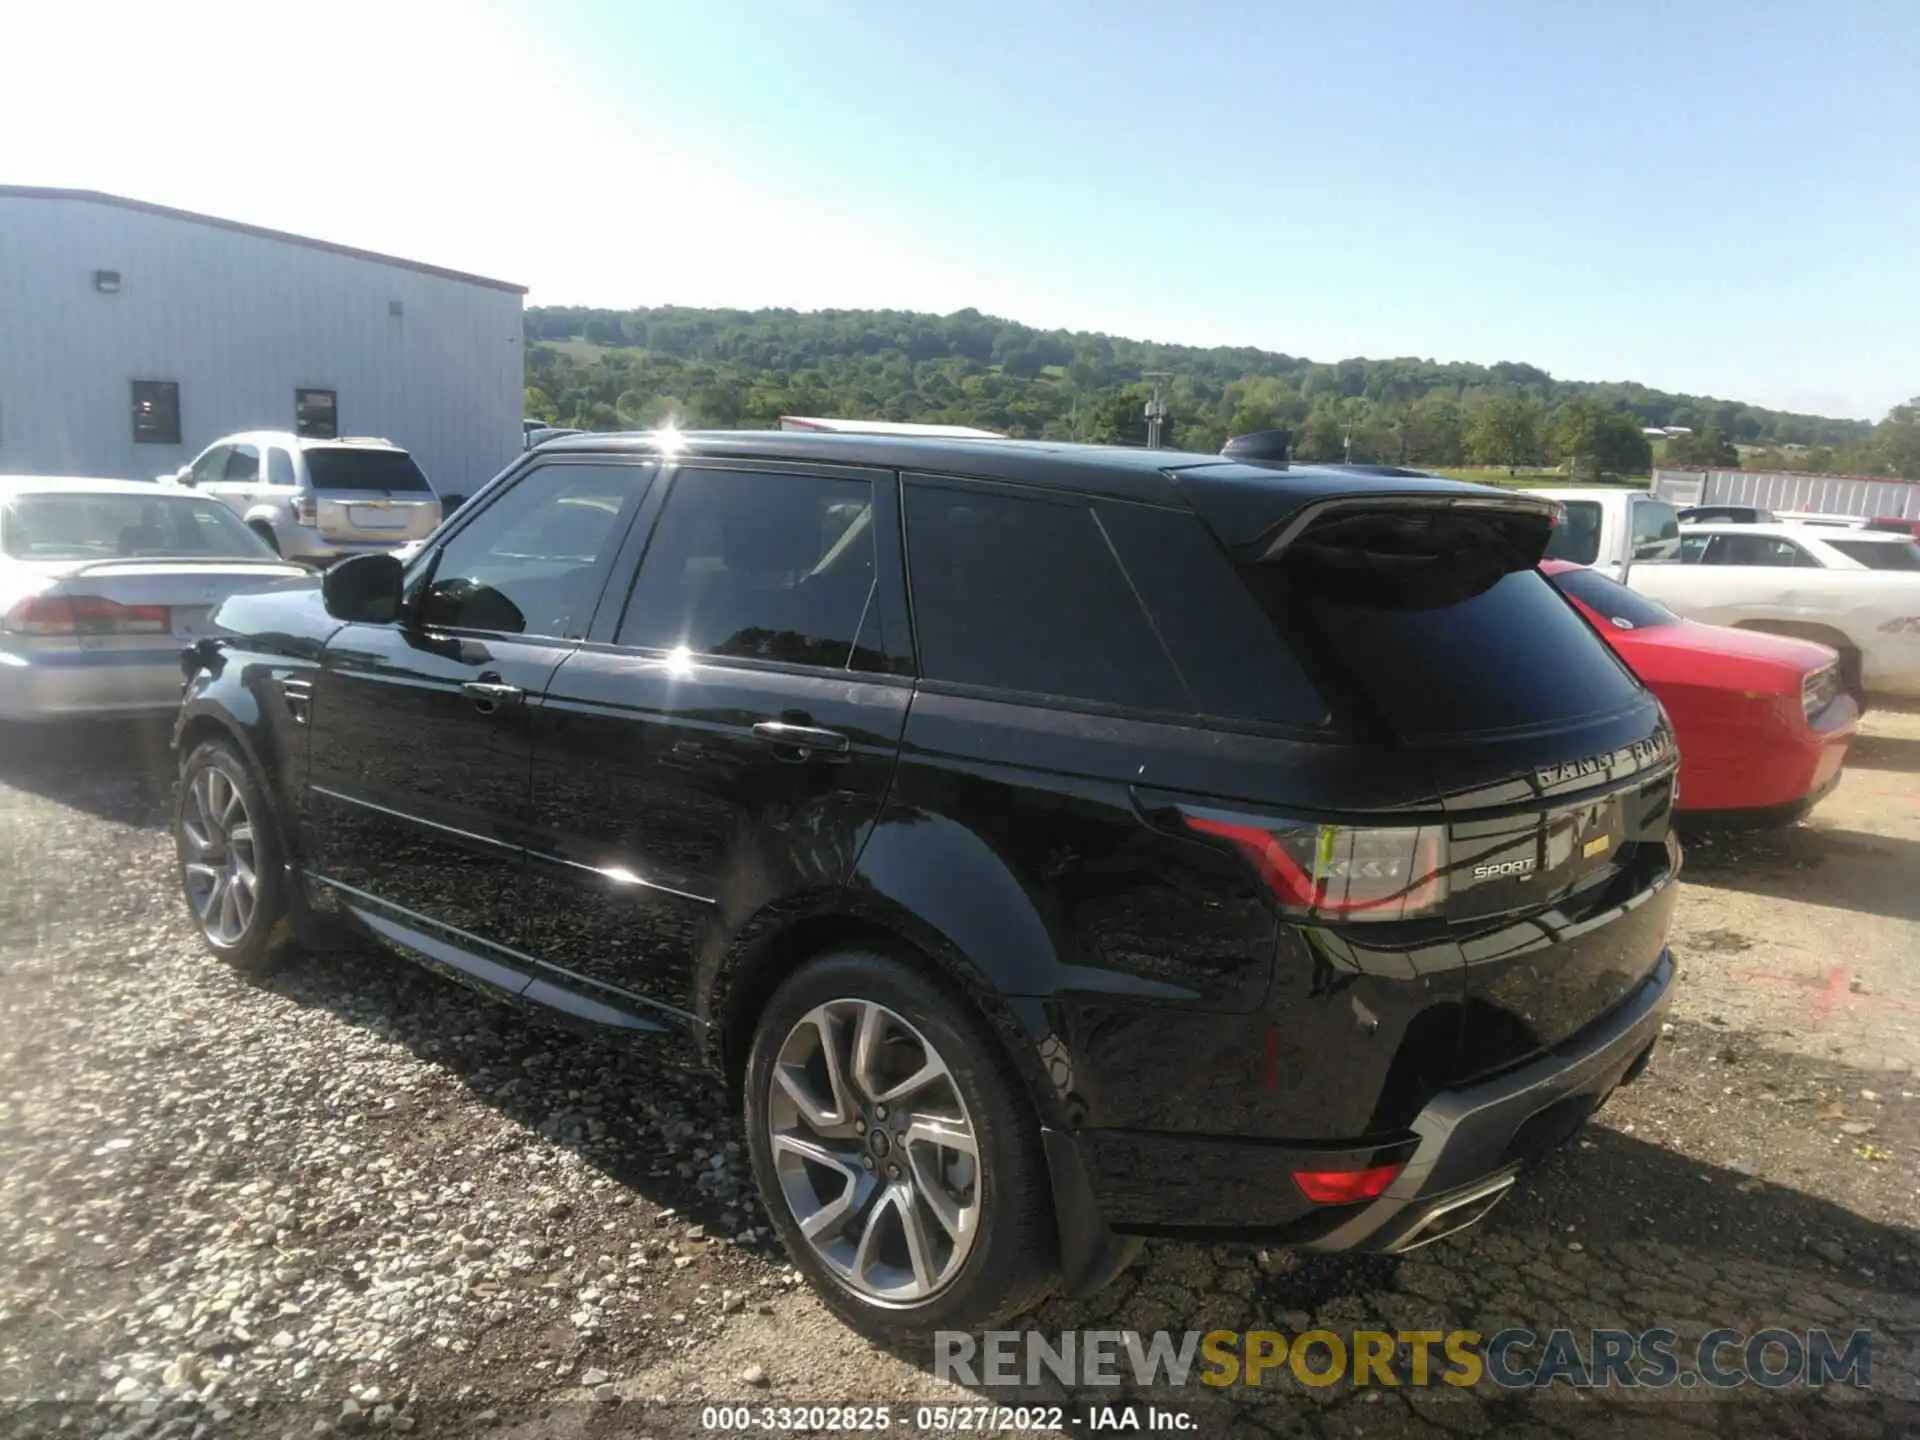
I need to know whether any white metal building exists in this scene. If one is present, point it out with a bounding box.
[0,187,526,497]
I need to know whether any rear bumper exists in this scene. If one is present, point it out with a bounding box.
[1677,699,1856,822]
[1046,949,1673,1249]
[0,649,184,720]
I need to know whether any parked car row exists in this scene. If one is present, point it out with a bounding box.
[1530,486,1920,702]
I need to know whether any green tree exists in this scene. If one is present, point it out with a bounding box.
[1469,396,1544,472]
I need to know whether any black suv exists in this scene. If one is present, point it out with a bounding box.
[174,432,1679,1338]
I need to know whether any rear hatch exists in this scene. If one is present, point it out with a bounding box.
[304,447,442,543]
[1226,494,1679,1081]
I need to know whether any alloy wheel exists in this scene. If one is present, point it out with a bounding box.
[180,766,259,948]
[766,999,981,1305]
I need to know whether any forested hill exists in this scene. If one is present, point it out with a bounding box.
[522,304,1879,470]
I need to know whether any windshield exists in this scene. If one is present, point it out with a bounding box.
[1543,500,1603,564]
[1546,565,1679,630]
[304,448,434,493]
[1826,538,1920,571]
[2,492,276,561]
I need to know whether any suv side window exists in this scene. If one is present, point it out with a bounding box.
[267,447,296,486]
[416,462,648,637]
[188,445,232,484]
[1629,500,1681,560]
[615,467,878,670]
[903,481,1185,711]
[225,444,261,482]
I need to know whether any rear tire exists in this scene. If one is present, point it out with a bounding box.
[743,947,1058,1341]
[175,740,295,975]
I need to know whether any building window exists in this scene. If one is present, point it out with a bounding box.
[131,381,181,445]
[295,389,338,439]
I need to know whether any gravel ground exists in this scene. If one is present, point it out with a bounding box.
[1,716,1916,1439]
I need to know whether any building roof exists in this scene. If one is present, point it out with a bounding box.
[0,186,527,295]
[539,430,1510,546]
[779,416,1006,438]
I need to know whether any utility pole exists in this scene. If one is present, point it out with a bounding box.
[1143,372,1172,449]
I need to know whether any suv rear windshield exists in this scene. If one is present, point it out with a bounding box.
[1241,509,1644,739]
[303,448,433,494]
[1546,565,1678,629]
[1826,537,1920,571]
[1543,500,1602,564]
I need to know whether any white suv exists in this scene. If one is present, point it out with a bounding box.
[162,432,442,566]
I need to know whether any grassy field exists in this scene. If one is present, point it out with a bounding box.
[1427,467,1651,489]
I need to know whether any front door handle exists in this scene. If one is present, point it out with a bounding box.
[752,719,851,761]
[462,679,525,714]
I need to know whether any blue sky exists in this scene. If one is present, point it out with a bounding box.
[6,0,1916,417]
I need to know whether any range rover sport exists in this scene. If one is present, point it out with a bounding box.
[174,431,1679,1339]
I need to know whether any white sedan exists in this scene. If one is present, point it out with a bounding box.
[0,476,312,721]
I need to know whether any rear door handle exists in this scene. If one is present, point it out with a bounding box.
[462,680,525,714]
[752,720,851,760]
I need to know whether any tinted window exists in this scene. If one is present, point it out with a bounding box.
[268,448,296,486]
[225,444,260,482]
[905,484,1185,711]
[305,448,433,493]
[1702,534,1819,567]
[1630,501,1681,560]
[3,493,272,560]
[1547,566,1678,630]
[1542,501,1602,564]
[1095,501,1327,726]
[1239,512,1644,739]
[418,463,645,636]
[1827,538,1920,571]
[617,468,877,669]
[1679,533,1710,563]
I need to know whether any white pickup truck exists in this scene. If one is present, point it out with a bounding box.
[1527,487,1920,700]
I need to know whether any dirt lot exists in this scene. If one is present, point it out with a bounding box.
[1,712,1916,1439]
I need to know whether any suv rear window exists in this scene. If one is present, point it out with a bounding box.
[1826,537,1920,570]
[1241,509,1644,739]
[1543,500,1602,564]
[304,448,433,493]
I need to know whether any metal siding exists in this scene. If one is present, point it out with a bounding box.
[0,196,521,495]
[1653,467,1920,520]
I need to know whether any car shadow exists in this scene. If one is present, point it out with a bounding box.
[0,720,177,828]
[1681,824,1920,924]
[1846,730,1920,776]
[254,941,1920,1436]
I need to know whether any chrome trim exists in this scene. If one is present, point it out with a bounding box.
[309,785,516,855]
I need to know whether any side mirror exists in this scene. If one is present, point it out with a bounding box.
[322,552,404,623]
[168,469,194,487]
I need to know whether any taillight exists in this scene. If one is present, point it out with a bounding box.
[1802,663,1840,722]
[4,595,169,636]
[1183,812,1449,922]
[1293,1163,1403,1204]
[295,493,317,525]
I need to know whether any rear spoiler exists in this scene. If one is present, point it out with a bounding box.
[1247,492,1560,567]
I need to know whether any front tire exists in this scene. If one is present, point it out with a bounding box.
[175,740,294,975]
[744,947,1058,1341]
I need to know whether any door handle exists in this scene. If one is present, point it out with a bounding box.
[752,720,851,761]
[462,679,525,714]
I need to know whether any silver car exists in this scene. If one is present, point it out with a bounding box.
[0,476,311,721]
[162,431,443,567]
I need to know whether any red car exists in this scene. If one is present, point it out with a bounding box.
[1540,560,1859,824]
